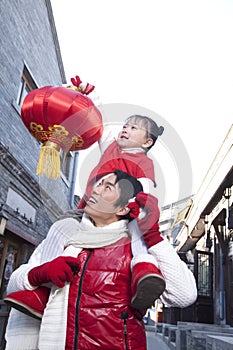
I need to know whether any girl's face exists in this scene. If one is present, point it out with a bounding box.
[117,121,152,149]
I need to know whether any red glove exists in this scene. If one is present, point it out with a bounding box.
[28,256,79,288]
[135,192,163,248]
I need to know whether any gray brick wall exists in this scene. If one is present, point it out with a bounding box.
[0,0,65,176]
[0,0,73,242]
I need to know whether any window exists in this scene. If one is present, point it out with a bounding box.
[16,65,37,107]
[0,237,21,299]
[60,151,73,182]
[196,251,213,297]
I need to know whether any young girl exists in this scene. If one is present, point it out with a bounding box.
[78,114,165,310]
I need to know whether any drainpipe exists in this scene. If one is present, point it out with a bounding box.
[219,249,226,324]
[69,151,79,209]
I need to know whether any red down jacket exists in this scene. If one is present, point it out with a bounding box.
[78,140,156,209]
[66,238,146,349]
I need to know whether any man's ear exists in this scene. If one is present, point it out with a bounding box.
[116,206,130,217]
[142,137,153,149]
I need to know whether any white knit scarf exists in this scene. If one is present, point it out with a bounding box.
[39,245,81,349]
[63,212,129,248]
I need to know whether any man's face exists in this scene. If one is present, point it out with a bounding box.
[84,174,124,225]
[117,122,150,149]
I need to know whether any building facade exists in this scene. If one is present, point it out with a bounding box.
[0,1,79,345]
[163,125,233,327]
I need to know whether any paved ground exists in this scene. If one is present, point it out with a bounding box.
[146,329,171,350]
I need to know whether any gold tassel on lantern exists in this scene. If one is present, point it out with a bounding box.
[36,141,61,179]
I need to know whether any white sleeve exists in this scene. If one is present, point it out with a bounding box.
[98,125,115,154]
[6,218,76,294]
[6,240,46,293]
[148,239,197,307]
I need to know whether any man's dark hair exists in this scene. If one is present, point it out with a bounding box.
[113,170,142,220]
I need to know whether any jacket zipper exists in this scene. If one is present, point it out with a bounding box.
[121,311,129,350]
[74,249,93,349]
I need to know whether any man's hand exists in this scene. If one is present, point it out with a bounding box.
[28,256,79,288]
[135,192,163,248]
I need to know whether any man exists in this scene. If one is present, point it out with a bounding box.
[5,170,197,349]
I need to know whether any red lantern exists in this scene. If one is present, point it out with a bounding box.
[21,84,103,179]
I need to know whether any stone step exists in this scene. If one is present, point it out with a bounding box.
[176,322,233,350]
[156,322,233,350]
[187,330,233,350]
[206,335,233,350]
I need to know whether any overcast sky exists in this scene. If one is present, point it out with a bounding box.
[51,0,233,206]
